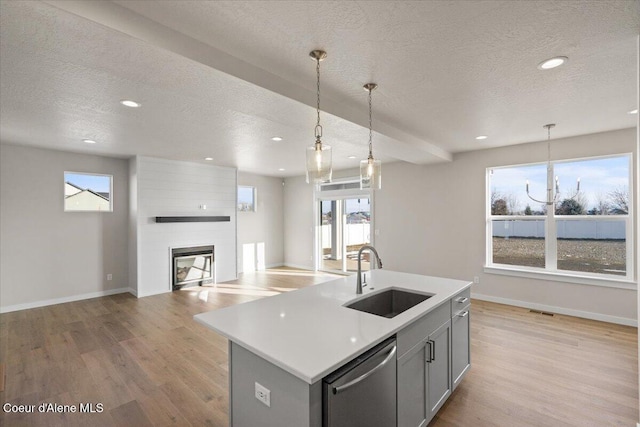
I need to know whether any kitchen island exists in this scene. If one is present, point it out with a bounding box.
[195,270,471,427]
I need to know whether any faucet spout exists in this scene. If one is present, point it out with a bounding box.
[356,245,383,294]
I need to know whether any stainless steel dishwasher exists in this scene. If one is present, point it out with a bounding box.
[323,337,397,427]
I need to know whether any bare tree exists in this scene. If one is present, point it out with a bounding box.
[608,187,629,214]
[591,192,611,215]
[505,193,520,215]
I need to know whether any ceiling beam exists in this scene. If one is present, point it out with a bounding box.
[43,0,453,164]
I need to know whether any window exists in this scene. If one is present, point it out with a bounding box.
[486,154,632,282]
[238,186,256,212]
[64,172,112,212]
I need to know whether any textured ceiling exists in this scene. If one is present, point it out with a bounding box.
[1,0,638,177]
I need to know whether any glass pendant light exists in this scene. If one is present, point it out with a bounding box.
[306,50,332,183]
[360,83,381,190]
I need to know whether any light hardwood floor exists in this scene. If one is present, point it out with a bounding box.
[0,268,637,426]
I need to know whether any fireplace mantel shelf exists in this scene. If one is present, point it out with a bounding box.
[155,216,231,223]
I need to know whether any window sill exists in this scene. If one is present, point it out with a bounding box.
[483,265,636,290]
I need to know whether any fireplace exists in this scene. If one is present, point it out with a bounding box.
[171,245,214,290]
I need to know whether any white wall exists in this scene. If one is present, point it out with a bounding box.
[131,156,237,297]
[374,128,637,325]
[283,129,636,324]
[283,175,315,270]
[0,144,129,312]
[237,172,284,273]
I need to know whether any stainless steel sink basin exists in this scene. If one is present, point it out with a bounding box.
[346,289,433,318]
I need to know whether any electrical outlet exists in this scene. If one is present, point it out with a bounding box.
[255,382,270,407]
[473,276,480,284]
[106,274,113,281]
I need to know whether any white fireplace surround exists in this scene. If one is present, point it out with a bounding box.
[129,156,237,297]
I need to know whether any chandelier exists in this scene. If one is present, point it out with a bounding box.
[525,124,580,206]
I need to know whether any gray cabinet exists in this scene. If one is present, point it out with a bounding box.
[397,303,452,427]
[426,320,451,418]
[397,341,428,427]
[451,289,471,390]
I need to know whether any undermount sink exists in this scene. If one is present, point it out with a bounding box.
[346,288,433,318]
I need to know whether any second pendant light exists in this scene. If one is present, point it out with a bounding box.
[360,83,381,190]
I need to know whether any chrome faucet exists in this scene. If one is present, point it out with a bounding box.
[356,245,383,294]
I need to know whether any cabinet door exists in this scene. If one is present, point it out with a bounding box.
[452,308,470,389]
[427,320,451,418]
[397,341,428,427]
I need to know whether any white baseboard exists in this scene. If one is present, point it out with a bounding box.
[237,263,285,274]
[283,262,314,271]
[471,293,637,327]
[135,288,172,298]
[0,287,133,313]
[265,262,285,269]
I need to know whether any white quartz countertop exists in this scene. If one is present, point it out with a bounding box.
[194,270,471,384]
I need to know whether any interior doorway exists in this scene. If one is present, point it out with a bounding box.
[319,197,372,273]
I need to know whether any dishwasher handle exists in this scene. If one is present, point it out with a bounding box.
[332,345,397,395]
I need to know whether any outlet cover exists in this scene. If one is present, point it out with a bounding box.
[106,274,113,281]
[255,382,270,407]
[473,276,480,284]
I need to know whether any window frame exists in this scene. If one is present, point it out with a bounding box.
[63,171,113,212]
[485,153,634,289]
[237,185,257,212]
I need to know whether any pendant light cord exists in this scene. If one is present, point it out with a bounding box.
[547,124,551,172]
[315,58,322,140]
[368,88,373,157]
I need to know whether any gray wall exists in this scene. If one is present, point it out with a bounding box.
[0,144,129,311]
[375,128,636,324]
[237,172,284,273]
[284,128,637,325]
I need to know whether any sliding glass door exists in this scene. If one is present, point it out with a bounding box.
[319,197,371,273]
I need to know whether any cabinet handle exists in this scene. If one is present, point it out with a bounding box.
[457,311,469,318]
[456,297,468,304]
[426,340,435,363]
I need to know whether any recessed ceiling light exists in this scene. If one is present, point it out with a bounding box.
[347,155,356,159]
[204,157,213,161]
[82,139,97,144]
[628,109,638,115]
[278,168,285,171]
[120,99,141,108]
[475,135,488,140]
[537,56,568,70]
[271,136,283,141]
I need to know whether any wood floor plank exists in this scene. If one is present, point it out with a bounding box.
[136,387,191,427]
[110,400,154,427]
[0,268,636,427]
